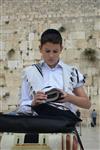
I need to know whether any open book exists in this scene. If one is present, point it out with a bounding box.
[45,88,63,102]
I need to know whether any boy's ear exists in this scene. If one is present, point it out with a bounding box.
[39,45,42,52]
[60,45,63,51]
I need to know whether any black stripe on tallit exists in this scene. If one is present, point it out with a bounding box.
[33,64,43,77]
[75,69,79,83]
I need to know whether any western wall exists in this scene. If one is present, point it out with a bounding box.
[0,0,100,125]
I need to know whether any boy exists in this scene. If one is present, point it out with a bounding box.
[18,29,91,115]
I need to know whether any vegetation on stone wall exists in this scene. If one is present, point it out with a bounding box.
[3,92,10,99]
[4,66,9,70]
[5,21,9,24]
[58,26,66,32]
[7,49,15,58]
[87,34,93,42]
[83,48,97,62]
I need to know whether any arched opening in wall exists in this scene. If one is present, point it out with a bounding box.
[7,49,15,60]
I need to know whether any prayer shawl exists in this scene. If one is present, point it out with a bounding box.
[22,62,85,112]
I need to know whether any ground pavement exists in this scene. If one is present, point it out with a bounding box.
[77,126,100,150]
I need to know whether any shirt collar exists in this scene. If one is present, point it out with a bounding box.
[39,59,64,69]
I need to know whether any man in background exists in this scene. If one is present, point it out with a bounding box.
[91,109,97,127]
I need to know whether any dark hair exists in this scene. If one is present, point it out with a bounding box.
[40,29,62,46]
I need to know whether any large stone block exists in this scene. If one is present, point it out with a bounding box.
[85,76,92,86]
[90,86,98,96]
[5,41,13,51]
[0,41,5,51]
[76,40,87,49]
[8,60,23,69]
[98,88,100,95]
[86,67,98,76]
[19,41,28,52]
[94,21,100,30]
[69,31,85,40]
[65,40,76,49]
[50,23,62,29]
[96,39,100,48]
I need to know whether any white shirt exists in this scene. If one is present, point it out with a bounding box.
[42,62,63,90]
[18,60,85,114]
[19,61,64,112]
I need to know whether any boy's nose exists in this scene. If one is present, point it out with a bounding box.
[49,53,54,57]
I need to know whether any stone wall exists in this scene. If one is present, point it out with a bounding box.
[0,0,100,120]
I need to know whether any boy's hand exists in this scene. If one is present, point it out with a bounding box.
[32,91,47,106]
[57,89,68,103]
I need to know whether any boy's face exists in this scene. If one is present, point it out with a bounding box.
[39,42,63,68]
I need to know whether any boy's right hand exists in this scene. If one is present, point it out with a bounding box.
[32,91,47,106]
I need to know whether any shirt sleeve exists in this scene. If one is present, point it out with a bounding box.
[76,70,85,87]
[20,78,32,106]
[72,68,86,88]
[18,72,33,113]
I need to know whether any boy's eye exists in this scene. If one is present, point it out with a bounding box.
[45,49,58,53]
[53,50,58,53]
[45,49,51,53]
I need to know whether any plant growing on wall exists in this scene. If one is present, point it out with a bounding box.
[58,26,66,32]
[0,85,5,88]
[4,66,9,70]
[26,52,29,56]
[5,21,9,24]
[7,49,15,58]
[20,51,23,55]
[13,31,17,34]
[10,70,13,73]
[5,92,10,97]
[87,34,93,42]
[18,41,21,44]
[83,48,96,61]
